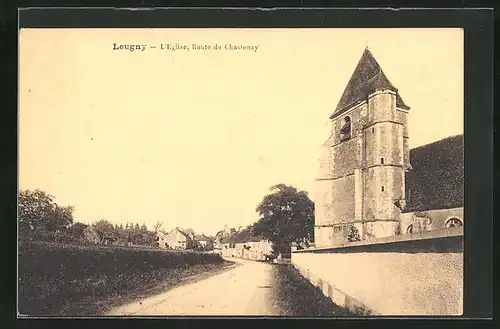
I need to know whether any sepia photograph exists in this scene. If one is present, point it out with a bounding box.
[18,27,464,317]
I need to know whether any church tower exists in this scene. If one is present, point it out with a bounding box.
[315,48,411,247]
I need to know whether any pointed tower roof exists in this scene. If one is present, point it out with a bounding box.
[330,48,410,119]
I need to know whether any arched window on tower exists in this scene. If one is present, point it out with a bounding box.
[340,116,352,141]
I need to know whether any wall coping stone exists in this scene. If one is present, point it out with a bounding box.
[293,226,463,254]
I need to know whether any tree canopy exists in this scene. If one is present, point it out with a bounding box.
[89,219,155,245]
[92,219,116,241]
[18,189,159,246]
[18,189,74,234]
[252,184,314,256]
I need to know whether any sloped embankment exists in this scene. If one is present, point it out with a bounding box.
[18,239,231,316]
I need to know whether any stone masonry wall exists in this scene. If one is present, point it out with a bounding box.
[330,138,358,178]
[399,207,464,234]
[368,90,397,123]
[292,229,464,315]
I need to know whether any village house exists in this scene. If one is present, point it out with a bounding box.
[101,233,116,246]
[156,230,168,248]
[220,228,273,261]
[82,226,100,244]
[156,227,195,250]
[82,226,117,245]
[213,226,236,250]
[315,48,464,247]
[213,233,224,250]
[221,239,273,261]
[195,234,214,250]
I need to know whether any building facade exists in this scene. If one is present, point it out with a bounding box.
[83,226,100,244]
[156,228,195,250]
[221,240,273,261]
[195,234,214,250]
[315,48,464,247]
[213,226,236,250]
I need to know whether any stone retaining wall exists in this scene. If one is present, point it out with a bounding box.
[292,227,463,316]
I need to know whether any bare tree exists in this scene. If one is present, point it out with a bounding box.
[153,221,163,233]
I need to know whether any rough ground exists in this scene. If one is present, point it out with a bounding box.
[107,258,354,316]
[59,261,234,316]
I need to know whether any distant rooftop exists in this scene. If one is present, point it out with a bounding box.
[219,226,263,244]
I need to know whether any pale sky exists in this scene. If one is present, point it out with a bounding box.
[19,28,463,235]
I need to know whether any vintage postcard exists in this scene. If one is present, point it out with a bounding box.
[18,27,464,317]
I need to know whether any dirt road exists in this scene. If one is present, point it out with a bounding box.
[107,257,347,316]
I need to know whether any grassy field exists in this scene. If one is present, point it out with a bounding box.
[18,239,231,316]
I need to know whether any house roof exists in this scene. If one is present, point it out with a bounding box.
[215,227,236,240]
[330,48,409,120]
[169,227,192,239]
[404,135,464,213]
[195,234,212,242]
[232,229,261,243]
[220,227,263,244]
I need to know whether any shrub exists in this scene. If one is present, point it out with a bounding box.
[347,225,361,242]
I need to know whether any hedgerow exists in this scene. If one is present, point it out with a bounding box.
[18,239,224,316]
